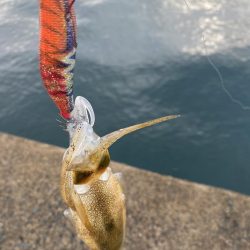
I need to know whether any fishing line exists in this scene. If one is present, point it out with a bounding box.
[184,0,250,110]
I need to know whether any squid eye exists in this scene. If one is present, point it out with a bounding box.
[74,171,93,185]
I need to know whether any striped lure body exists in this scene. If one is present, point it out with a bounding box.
[39,0,77,119]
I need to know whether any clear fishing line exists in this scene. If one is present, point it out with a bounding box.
[185,0,250,110]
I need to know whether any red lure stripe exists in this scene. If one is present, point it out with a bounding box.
[39,0,77,119]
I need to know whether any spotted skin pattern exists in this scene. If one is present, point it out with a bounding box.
[40,0,77,119]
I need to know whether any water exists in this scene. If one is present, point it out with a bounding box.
[1,0,250,195]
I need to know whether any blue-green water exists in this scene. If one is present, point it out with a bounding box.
[1,0,250,195]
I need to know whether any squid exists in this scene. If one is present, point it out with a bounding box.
[60,97,179,250]
[39,1,179,249]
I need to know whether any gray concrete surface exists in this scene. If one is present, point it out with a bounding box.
[0,133,250,250]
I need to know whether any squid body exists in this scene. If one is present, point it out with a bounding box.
[61,96,179,250]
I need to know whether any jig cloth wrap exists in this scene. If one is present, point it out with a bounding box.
[40,0,77,119]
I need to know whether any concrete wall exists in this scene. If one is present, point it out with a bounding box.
[0,133,250,250]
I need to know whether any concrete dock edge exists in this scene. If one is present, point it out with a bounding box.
[0,133,250,250]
